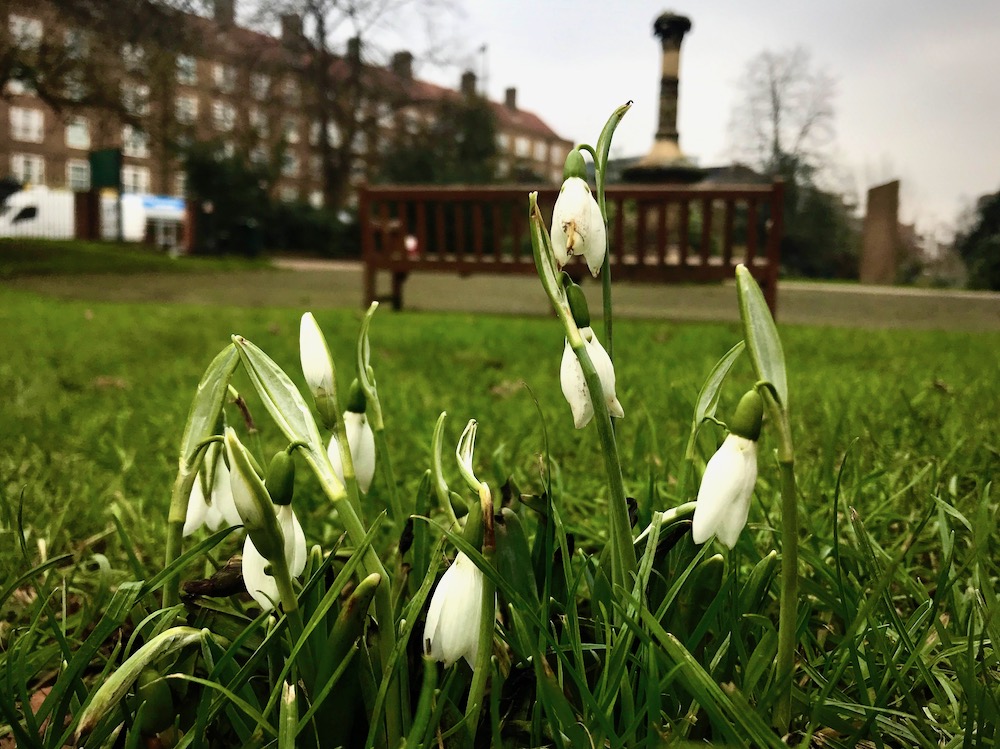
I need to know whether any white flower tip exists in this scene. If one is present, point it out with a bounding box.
[299,312,333,392]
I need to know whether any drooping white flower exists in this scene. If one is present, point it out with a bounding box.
[559,326,624,429]
[327,411,376,492]
[242,504,307,610]
[691,434,759,548]
[423,552,486,669]
[183,444,241,536]
[550,177,606,277]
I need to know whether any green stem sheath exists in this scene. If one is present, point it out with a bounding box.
[373,426,404,523]
[464,547,497,746]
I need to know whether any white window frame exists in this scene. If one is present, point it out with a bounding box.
[66,159,90,191]
[282,116,300,144]
[122,82,150,117]
[174,172,187,198]
[212,100,235,132]
[213,63,236,93]
[11,153,45,185]
[65,116,90,149]
[281,152,300,178]
[176,54,197,85]
[122,124,149,158]
[514,136,530,158]
[251,72,269,100]
[122,43,145,72]
[9,15,42,49]
[249,108,268,137]
[121,164,151,194]
[279,185,298,203]
[534,140,549,162]
[10,107,44,143]
[282,77,300,104]
[175,95,198,125]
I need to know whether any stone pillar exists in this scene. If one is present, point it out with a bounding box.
[860,180,900,284]
[653,12,691,144]
[623,11,702,183]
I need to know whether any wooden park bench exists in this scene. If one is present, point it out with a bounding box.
[359,180,784,314]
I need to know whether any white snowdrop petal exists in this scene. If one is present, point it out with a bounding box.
[183,478,209,537]
[242,535,279,611]
[560,340,593,429]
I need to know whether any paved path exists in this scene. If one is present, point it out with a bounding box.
[11,257,1000,331]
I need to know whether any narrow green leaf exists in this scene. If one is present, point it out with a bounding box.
[594,100,632,201]
[693,340,746,427]
[178,344,239,466]
[232,334,343,497]
[735,265,787,406]
[278,682,298,749]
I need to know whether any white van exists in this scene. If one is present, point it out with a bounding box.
[0,187,74,238]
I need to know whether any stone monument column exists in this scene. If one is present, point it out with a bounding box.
[624,11,702,183]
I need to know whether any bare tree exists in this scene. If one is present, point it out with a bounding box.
[727,46,836,177]
[247,0,461,208]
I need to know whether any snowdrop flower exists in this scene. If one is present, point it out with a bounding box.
[560,327,624,429]
[327,381,376,492]
[183,443,241,536]
[328,412,376,492]
[550,151,606,277]
[423,552,486,668]
[300,312,337,428]
[691,391,764,549]
[242,504,307,610]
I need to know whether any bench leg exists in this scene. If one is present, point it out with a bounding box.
[391,272,407,311]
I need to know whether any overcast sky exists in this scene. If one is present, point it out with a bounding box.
[395,0,1000,236]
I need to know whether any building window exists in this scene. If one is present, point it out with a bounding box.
[174,172,187,197]
[6,78,35,96]
[10,107,44,142]
[250,145,268,166]
[212,101,235,132]
[122,83,150,117]
[282,77,300,105]
[221,141,235,159]
[308,190,323,208]
[9,15,42,49]
[281,152,300,178]
[309,155,322,180]
[279,185,298,203]
[122,125,149,158]
[251,72,269,100]
[175,95,198,125]
[65,116,90,149]
[176,54,197,85]
[249,108,268,137]
[121,43,145,72]
[64,28,87,59]
[282,116,299,144]
[64,71,86,101]
[66,159,90,191]
[121,165,150,194]
[213,63,236,93]
[534,140,548,162]
[514,136,530,158]
[11,153,45,185]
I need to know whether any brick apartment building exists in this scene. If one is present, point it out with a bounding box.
[1,0,572,209]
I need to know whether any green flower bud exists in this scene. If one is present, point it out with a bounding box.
[225,428,283,561]
[729,390,764,441]
[265,449,296,507]
[133,668,174,736]
[345,379,367,414]
[562,148,587,181]
[565,282,591,329]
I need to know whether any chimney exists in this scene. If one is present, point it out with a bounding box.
[504,87,516,110]
[214,0,234,26]
[391,51,413,80]
[460,70,476,96]
[280,13,302,46]
[346,36,360,63]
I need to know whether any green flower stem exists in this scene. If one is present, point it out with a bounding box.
[316,475,401,748]
[464,544,497,745]
[372,426,404,523]
[569,330,637,592]
[163,454,206,607]
[760,387,798,732]
[601,255,614,362]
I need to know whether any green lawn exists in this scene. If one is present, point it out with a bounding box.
[2,279,998,745]
[0,238,270,279]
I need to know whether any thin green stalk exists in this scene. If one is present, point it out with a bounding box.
[761,387,797,732]
[464,545,497,746]
[372,426,403,523]
[601,249,613,361]
[570,334,637,592]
